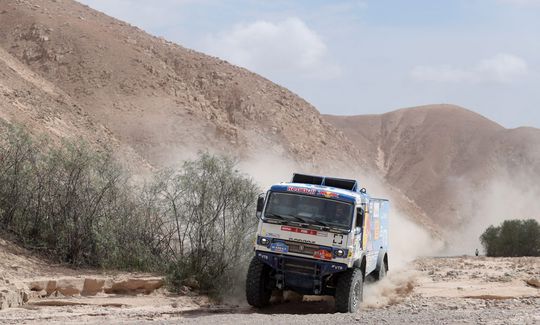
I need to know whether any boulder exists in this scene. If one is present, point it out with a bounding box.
[104,278,164,295]
[526,278,540,288]
[82,278,106,296]
[55,279,84,296]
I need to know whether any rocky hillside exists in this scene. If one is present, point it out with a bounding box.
[0,0,360,170]
[325,105,540,228]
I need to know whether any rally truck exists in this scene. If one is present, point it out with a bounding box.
[245,173,389,313]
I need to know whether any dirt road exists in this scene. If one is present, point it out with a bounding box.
[1,256,539,324]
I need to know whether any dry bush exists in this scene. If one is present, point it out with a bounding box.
[0,122,161,268]
[149,153,259,296]
[0,123,259,297]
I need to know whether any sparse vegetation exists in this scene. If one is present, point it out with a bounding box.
[0,123,259,297]
[480,219,540,257]
[146,154,259,295]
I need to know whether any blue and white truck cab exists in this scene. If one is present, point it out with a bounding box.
[246,173,389,313]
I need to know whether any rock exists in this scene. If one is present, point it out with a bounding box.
[182,277,200,290]
[446,270,459,277]
[56,278,84,296]
[82,278,106,296]
[0,286,25,310]
[179,285,191,294]
[105,278,164,295]
[525,278,540,288]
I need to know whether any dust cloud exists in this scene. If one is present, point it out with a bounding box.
[237,151,300,189]
[362,269,418,308]
[445,170,540,255]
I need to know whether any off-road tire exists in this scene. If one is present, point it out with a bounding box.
[245,256,272,308]
[335,268,363,313]
[374,260,387,281]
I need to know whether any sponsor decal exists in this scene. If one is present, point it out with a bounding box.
[317,190,339,199]
[281,225,317,235]
[266,232,280,238]
[287,186,317,195]
[270,242,289,253]
[257,252,269,260]
[331,264,346,271]
[289,237,316,244]
[280,225,328,237]
[286,186,340,199]
[374,219,380,240]
[313,249,332,260]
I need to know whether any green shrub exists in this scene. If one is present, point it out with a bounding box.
[0,122,161,269]
[0,123,259,297]
[152,153,259,296]
[480,219,540,257]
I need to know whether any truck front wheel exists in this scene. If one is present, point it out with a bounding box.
[245,256,272,307]
[335,268,363,313]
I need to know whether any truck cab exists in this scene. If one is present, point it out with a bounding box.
[246,173,389,313]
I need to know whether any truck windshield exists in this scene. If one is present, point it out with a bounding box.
[264,192,353,230]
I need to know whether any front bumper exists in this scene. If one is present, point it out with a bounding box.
[255,250,348,295]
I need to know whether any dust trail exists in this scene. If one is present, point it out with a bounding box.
[362,269,418,308]
[445,170,540,255]
[237,151,300,189]
[361,209,443,308]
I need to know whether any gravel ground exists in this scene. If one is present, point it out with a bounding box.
[1,256,538,324]
[170,296,540,325]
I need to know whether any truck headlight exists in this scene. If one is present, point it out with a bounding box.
[335,249,345,257]
[260,237,270,245]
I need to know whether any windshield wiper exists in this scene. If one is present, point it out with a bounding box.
[297,216,329,227]
[265,213,284,220]
[264,213,287,222]
[266,213,309,225]
[265,213,336,230]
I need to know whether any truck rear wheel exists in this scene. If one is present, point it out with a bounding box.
[245,256,272,308]
[335,268,363,313]
[375,261,387,281]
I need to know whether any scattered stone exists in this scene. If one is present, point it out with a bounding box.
[182,277,200,290]
[525,278,540,288]
[105,278,164,295]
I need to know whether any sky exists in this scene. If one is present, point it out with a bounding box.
[77,0,540,128]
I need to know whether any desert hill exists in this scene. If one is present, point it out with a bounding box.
[325,104,540,228]
[0,0,360,170]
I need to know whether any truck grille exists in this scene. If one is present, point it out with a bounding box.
[283,240,320,256]
[283,258,319,276]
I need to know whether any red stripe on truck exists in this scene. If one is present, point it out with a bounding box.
[281,226,318,236]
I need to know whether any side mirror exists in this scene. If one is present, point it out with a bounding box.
[354,227,362,235]
[356,207,365,228]
[256,194,265,218]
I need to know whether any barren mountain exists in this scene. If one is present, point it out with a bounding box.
[325,104,540,228]
[0,0,360,170]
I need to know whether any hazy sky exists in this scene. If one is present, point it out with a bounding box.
[77,0,540,128]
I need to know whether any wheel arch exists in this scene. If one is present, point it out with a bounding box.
[352,255,367,278]
[376,249,388,272]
